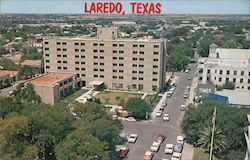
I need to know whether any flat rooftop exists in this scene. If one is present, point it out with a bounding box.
[30,72,74,87]
[0,70,19,77]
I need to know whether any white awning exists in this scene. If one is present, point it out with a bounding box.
[89,81,104,86]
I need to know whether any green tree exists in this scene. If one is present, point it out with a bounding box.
[223,81,235,90]
[0,58,19,70]
[124,97,151,120]
[0,97,20,119]
[19,65,34,79]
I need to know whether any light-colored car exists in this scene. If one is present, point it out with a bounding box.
[156,111,162,117]
[185,69,189,73]
[171,152,182,160]
[165,143,174,154]
[181,105,187,111]
[173,143,183,153]
[126,117,136,122]
[156,134,166,144]
[150,141,160,152]
[177,136,184,145]
[186,86,190,90]
[163,114,170,121]
[128,134,138,143]
[187,77,191,80]
[144,151,154,160]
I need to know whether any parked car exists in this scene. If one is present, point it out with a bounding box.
[128,134,138,143]
[181,105,187,111]
[126,117,136,122]
[185,69,189,73]
[144,151,154,160]
[166,92,173,98]
[173,143,183,153]
[156,111,162,117]
[187,77,191,80]
[165,143,174,154]
[176,136,184,145]
[150,141,160,152]
[159,106,164,111]
[171,152,182,160]
[156,134,166,144]
[115,145,129,158]
[163,114,170,121]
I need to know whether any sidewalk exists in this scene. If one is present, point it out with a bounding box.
[182,143,194,160]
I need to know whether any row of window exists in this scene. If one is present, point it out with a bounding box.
[208,69,250,76]
[59,78,73,86]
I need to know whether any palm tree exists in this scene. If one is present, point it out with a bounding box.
[197,126,227,152]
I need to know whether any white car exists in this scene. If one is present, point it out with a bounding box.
[156,111,162,117]
[126,117,136,122]
[171,152,182,160]
[165,143,174,154]
[163,114,170,121]
[177,136,184,145]
[128,134,138,143]
[185,69,189,73]
[150,141,160,152]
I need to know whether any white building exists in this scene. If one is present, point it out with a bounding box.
[198,44,250,90]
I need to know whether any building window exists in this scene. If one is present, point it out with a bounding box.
[119,44,124,47]
[133,58,137,61]
[153,78,157,81]
[45,54,49,57]
[119,70,123,73]
[57,60,61,63]
[219,70,223,75]
[63,61,67,64]
[153,65,158,68]
[81,74,86,77]
[113,50,117,53]
[119,64,124,66]
[133,51,138,54]
[139,77,143,80]
[241,71,244,76]
[94,75,98,77]
[132,64,137,67]
[56,42,61,45]
[75,55,79,58]
[248,79,250,84]
[139,44,144,48]
[63,67,67,70]
[94,68,98,71]
[100,63,104,66]
[226,78,229,82]
[81,68,85,71]
[119,57,124,60]
[207,69,211,74]
[81,42,85,46]
[215,70,217,73]
[226,70,230,75]
[94,62,98,65]
[57,48,61,51]
[113,43,117,47]
[153,59,158,62]
[63,55,67,57]
[113,63,117,66]
[133,44,138,47]
[44,41,49,44]
[100,50,104,53]
[119,50,124,54]
[45,48,49,51]
[81,62,85,64]
[240,79,243,83]
[113,70,117,72]
[75,49,79,52]
[139,64,144,67]
[93,49,98,53]
[139,71,144,74]
[219,77,222,82]
[100,43,104,46]
[94,56,98,59]
[62,42,67,45]
[119,76,123,79]
[113,76,117,79]
[248,72,250,76]
[139,58,144,61]
[58,66,62,69]
[75,42,79,45]
[234,71,237,75]
[63,48,67,51]
[57,54,61,57]
[75,68,80,70]
[93,43,98,46]
[45,66,50,69]
[139,51,144,55]
[153,52,159,55]
[132,71,137,73]
[81,49,85,52]
[100,56,104,59]
[153,72,158,75]
[132,77,137,80]
[75,61,79,64]
[233,78,236,83]
[132,84,137,89]
[100,75,104,78]
[113,57,117,60]
[154,45,159,48]
[81,55,85,58]
[100,69,104,72]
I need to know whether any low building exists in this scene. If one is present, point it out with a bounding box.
[198,44,250,90]
[28,72,81,104]
[0,70,19,89]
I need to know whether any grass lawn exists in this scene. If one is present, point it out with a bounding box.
[193,148,221,160]
[144,94,162,109]
[63,89,89,103]
[94,91,143,105]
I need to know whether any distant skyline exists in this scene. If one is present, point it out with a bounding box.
[0,0,250,15]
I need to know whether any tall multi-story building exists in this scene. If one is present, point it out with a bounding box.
[43,27,167,93]
[198,44,250,90]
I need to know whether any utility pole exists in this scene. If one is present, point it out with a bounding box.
[209,107,217,160]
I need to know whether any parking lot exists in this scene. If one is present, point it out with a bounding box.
[122,63,197,160]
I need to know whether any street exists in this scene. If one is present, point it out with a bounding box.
[122,62,197,160]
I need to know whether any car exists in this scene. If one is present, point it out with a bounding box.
[173,143,183,153]
[183,92,189,98]
[159,106,164,111]
[166,92,173,98]
[163,114,170,121]
[128,134,138,143]
[144,151,154,160]
[187,77,191,80]
[171,152,182,160]
[115,145,129,158]
[156,134,166,144]
[185,69,189,73]
[150,141,160,152]
[156,111,162,117]
[186,86,190,90]
[181,105,187,111]
[165,143,174,154]
[177,136,184,145]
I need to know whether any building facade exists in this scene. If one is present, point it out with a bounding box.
[198,45,250,90]
[43,27,167,93]
[28,72,81,104]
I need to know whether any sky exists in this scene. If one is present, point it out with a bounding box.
[0,0,250,15]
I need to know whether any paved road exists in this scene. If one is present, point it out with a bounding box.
[122,63,197,160]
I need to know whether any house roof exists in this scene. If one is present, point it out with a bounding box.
[0,70,19,77]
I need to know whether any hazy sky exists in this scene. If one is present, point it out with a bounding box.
[0,0,249,15]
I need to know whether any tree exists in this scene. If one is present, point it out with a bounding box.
[223,81,235,90]
[19,65,34,79]
[0,58,19,70]
[13,83,41,104]
[197,127,227,152]
[0,97,20,119]
[124,97,151,120]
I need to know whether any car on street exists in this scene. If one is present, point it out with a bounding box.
[186,86,190,90]
[115,145,129,158]
[173,143,183,153]
[165,143,174,154]
[166,91,173,98]
[128,134,138,143]
[156,134,166,144]
[159,106,164,111]
[183,92,189,98]
[156,111,162,117]
[187,77,191,80]
[150,141,161,152]
[163,114,170,121]
[177,136,184,145]
[185,69,189,73]
[144,151,154,160]
[181,105,187,111]
[171,152,182,160]
[126,117,136,122]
